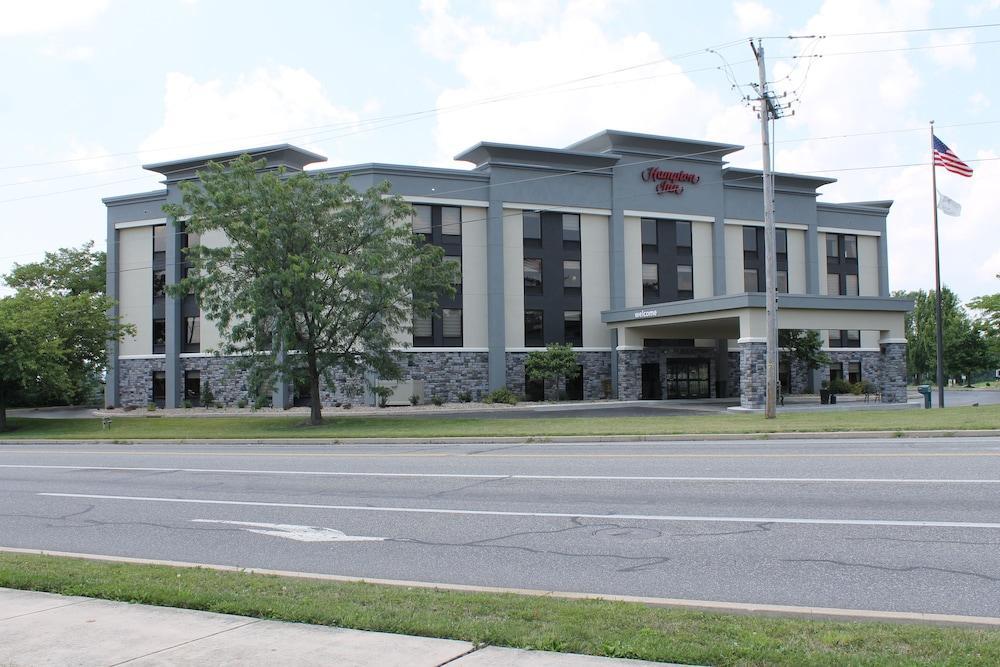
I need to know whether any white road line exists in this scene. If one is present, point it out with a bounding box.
[4,464,1000,484]
[36,492,1000,529]
[190,520,383,542]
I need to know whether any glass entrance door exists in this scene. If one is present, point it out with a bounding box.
[665,359,710,399]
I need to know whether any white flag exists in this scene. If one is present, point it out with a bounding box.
[937,191,962,217]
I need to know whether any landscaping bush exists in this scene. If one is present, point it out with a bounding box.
[372,386,393,408]
[237,398,248,409]
[827,378,853,395]
[182,399,192,409]
[431,395,444,406]
[457,390,472,403]
[200,381,215,408]
[146,402,156,411]
[483,388,518,405]
[409,394,420,406]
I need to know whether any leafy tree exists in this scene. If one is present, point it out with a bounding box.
[778,329,830,391]
[524,343,580,401]
[1,243,130,410]
[5,242,106,296]
[165,155,456,425]
[0,293,73,430]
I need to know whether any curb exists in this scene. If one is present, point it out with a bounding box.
[1,430,999,446]
[1,546,998,629]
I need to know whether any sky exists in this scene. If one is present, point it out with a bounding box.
[1,0,997,302]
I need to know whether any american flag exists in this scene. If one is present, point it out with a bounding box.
[933,135,973,177]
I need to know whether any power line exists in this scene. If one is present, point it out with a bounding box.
[764,21,1000,40]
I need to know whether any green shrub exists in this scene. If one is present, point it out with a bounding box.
[237,398,248,408]
[182,399,192,409]
[483,388,518,405]
[372,386,393,408]
[457,390,472,403]
[828,378,852,395]
[200,381,215,408]
[409,394,420,406]
[431,395,444,406]
[146,402,156,411]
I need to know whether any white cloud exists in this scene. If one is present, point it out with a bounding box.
[416,0,750,165]
[732,1,775,33]
[0,0,110,36]
[927,30,976,70]
[138,67,361,167]
[969,91,991,113]
[38,43,95,61]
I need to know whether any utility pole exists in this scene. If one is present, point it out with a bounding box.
[750,39,785,419]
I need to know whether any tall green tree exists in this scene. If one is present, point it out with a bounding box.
[165,155,456,425]
[778,329,831,392]
[1,243,129,410]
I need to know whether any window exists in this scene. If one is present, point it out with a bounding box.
[846,329,861,347]
[413,314,432,339]
[777,270,789,294]
[184,316,200,352]
[844,235,858,259]
[522,211,541,240]
[524,310,544,346]
[561,214,580,243]
[743,226,758,253]
[563,260,581,289]
[412,205,432,234]
[676,264,693,296]
[153,225,167,253]
[641,219,657,247]
[642,263,659,296]
[826,234,839,257]
[845,274,859,296]
[523,258,543,291]
[848,361,862,384]
[829,366,843,382]
[184,371,200,404]
[153,318,166,353]
[675,221,692,249]
[441,206,461,238]
[153,270,166,298]
[442,308,462,339]
[152,371,166,404]
[827,273,841,295]
[744,269,759,293]
[776,228,788,255]
[564,310,582,347]
[444,256,462,287]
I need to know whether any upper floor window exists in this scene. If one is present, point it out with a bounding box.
[844,234,858,259]
[412,205,432,234]
[564,310,582,347]
[522,211,542,241]
[676,221,692,249]
[641,219,657,247]
[153,225,167,253]
[523,258,543,292]
[676,264,693,299]
[444,256,462,288]
[826,234,839,258]
[441,206,461,238]
[563,260,581,290]
[561,214,580,243]
[642,263,659,298]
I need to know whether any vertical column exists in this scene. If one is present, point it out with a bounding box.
[615,326,642,401]
[879,338,907,403]
[878,224,890,297]
[739,339,767,409]
[486,197,506,390]
[164,188,183,409]
[805,225,819,295]
[105,220,119,408]
[608,187,625,397]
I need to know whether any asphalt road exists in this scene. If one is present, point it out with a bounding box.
[2,437,999,618]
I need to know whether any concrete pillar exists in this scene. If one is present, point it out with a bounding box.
[486,197,506,390]
[105,223,119,409]
[739,339,767,409]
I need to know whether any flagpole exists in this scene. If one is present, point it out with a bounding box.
[931,120,945,408]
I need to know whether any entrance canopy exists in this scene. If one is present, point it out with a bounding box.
[602,294,912,347]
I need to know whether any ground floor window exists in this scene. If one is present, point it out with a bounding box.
[184,370,200,406]
[565,365,584,401]
[666,359,710,399]
[848,361,862,384]
[151,371,166,406]
[293,377,312,407]
[829,365,844,382]
[525,376,544,402]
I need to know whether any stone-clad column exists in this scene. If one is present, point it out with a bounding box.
[616,350,641,401]
[880,342,907,403]
[739,340,767,409]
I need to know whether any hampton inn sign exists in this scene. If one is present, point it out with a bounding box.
[640,166,701,195]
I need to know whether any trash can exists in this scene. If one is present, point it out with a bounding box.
[917,384,932,409]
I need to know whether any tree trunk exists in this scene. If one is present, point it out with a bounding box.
[0,405,6,432]
[306,351,323,426]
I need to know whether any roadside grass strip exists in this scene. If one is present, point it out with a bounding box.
[0,553,997,665]
[2,404,999,440]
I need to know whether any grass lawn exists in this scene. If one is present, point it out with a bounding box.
[0,553,996,666]
[0,405,998,440]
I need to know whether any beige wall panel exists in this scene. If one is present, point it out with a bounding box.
[858,235,880,297]
[725,224,744,294]
[118,226,153,356]
[692,221,714,298]
[503,208,525,347]
[818,233,829,295]
[580,214,611,347]
[196,229,229,352]
[461,206,489,348]
[787,229,806,294]
[623,216,642,308]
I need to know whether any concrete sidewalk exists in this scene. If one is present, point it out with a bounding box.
[0,588,677,666]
